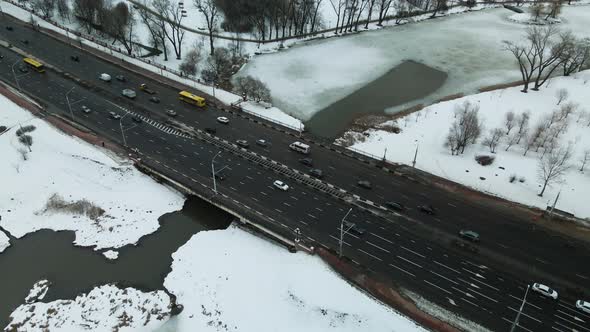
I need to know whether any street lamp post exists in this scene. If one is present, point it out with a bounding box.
[118,112,138,147]
[510,284,530,332]
[211,151,222,194]
[339,208,353,258]
[65,87,75,120]
[11,59,22,91]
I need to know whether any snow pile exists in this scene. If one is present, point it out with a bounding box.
[0,230,9,253]
[6,284,172,331]
[240,6,590,121]
[163,224,426,332]
[347,70,590,218]
[0,94,185,250]
[24,280,51,304]
[103,250,119,260]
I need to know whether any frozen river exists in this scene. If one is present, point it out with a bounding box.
[240,5,590,137]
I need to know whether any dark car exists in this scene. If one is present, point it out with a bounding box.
[418,205,435,215]
[116,75,126,82]
[6,26,13,31]
[149,96,160,103]
[21,39,28,45]
[131,115,142,123]
[18,66,28,73]
[204,127,216,135]
[357,180,372,189]
[70,55,80,62]
[214,172,227,181]
[309,169,323,179]
[343,220,365,237]
[236,140,249,148]
[165,109,177,117]
[299,158,313,167]
[459,230,480,242]
[385,201,405,212]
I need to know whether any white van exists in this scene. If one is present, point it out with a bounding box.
[289,141,310,154]
[99,73,111,82]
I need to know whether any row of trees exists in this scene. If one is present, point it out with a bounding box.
[504,26,590,93]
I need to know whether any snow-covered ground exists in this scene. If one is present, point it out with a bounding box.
[0,230,9,253]
[6,284,173,331]
[161,224,425,332]
[0,92,185,250]
[345,71,590,219]
[240,5,590,121]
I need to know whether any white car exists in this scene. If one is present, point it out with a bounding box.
[81,105,91,114]
[217,116,229,124]
[576,300,590,314]
[532,283,558,300]
[273,180,289,191]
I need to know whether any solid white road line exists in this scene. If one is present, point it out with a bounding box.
[400,245,426,258]
[366,241,390,253]
[370,232,394,244]
[397,255,422,268]
[469,276,500,292]
[507,307,541,323]
[424,280,452,295]
[358,249,383,261]
[429,270,459,285]
[434,260,461,274]
[389,263,415,277]
[330,235,350,246]
[501,317,533,332]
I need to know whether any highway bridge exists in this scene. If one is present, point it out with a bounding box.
[1,14,589,331]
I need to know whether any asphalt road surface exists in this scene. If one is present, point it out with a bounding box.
[0,15,589,331]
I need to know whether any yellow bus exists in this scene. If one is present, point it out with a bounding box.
[23,57,45,73]
[179,90,206,107]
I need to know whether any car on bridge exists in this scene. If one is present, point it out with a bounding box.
[236,140,249,148]
[109,112,121,120]
[217,116,229,124]
[165,109,177,117]
[81,105,91,114]
[122,89,136,99]
[357,180,372,189]
[385,201,405,212]
[309,169,323,179]
[140,83,156,94]
[132,115,142,123]
[459,230,480,242]
[256,139,268,147]
[343,220,365,237]
[149,96,160,103]
[532,283,558,300]
[273,180,289,191]
[576,300,590,314]
[299,158,313,167]
[418,205,435,215]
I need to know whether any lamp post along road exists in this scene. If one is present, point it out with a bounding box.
[65,87,75,120]
[11,59,22,91]
[118,112,138,147]
[212,151,222,194]
[339,208,354,258]
[510,284,530,332]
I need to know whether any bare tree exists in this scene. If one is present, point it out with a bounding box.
[430,0,448,18]
[56,0,70,21]
[32,0,56,18]
[537,143,572,196]
[73,0,104,33]
[546,0,563,19]
[524,123,545,156]
[561,37,590,76]
[505,129,524,151]
[103,2,136,55]
[203,47,233,88]
[516,111,530,137]
[482,128,504,153]
[194,0,219,56]
[17,147,29,161]
[444,132,459,155]
[138,0,169,61]
[178,46,201,77]
[576,110,588,123]
[445,101,482,154]
[558,102,577,121]
[555,88,568,105]
[530,3,544,22]
[394,0,411,24]
[503,33,539,93]
[504,111,516,134]
[234,75,270,102]
[580,149,590,172]
[376,0,394,25]
[532,28,571,90]
[153,0,186,59]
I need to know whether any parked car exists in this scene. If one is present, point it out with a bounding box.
[6,26,13,31]
[217,116,229,124]
[309,169,323,179]
[165,109,177,117]
[115,75,126,82]
[532,283,558,300]
[81,105,91,114]
[343,220,365,237]
[459,230,480,242]
[236,140,249,148]
[149,96,160,103]
[70,55,80,62]
[576,300,590,314]
[204,127,216,135]
[273,180,289,191]
[357,180,372,189]
[299,158,313,167]
[139,83,156,94]
[256,139,268,147]
[131,115,142,123]
[99,73,111,82]
[121,89,136,99]
[418,205,435,215]
[20,39,28,45]
[385,201,405,212]
[18,66,29,73]
[109,111,121,120]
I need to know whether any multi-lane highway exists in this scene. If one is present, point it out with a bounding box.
[1,13,590,331]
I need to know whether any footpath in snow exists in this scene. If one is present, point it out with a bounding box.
[345,70,590,219]
[0,92,185,251]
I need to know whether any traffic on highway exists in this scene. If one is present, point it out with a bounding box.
[1,15,589,331]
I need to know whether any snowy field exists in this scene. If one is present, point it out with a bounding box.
[161,224,425,332]
[0,93,185,251]
[240,5,590,121]
[346,71,590,219]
